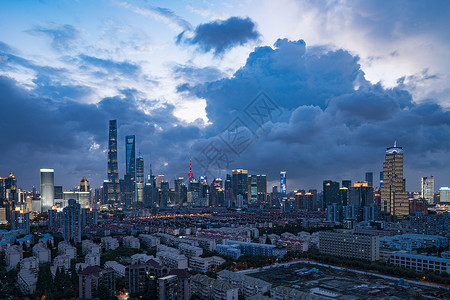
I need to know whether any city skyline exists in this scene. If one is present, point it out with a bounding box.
[0,1,449,191]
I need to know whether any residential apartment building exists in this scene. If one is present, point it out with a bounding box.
[390,252,450,274]
[319,230,380,261]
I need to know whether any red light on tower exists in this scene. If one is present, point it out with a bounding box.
[188,158,194,182]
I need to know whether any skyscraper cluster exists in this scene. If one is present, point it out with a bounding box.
[104,121,144,206]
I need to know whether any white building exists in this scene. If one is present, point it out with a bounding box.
[58,241,76,260]
[130,253,160,265]
[179,243,203,258]
[17,268,38,294]
[104,261,126,277]
[20,257,39,273]
[157,244,180,254]
[390,252,450,274]
[6,245,23,270]
[123,236,140,249]
[53,254,71,270]
[82,240,101,255]
[189,256,226,271]
[33,243,51,264]
[139,234,160,248]
[101,236,119,251]
[157,251,188,269]
[85,252,100,266]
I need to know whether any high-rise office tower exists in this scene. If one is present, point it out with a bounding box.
[210,178,224,207]
[380,142,409,217]
[439,187,449,203]
[80,177,90,192]
[365,172,373,187]
[126,135,136,202]
[126,135,136,179]
[421,176,434,204]
[349,182,374,207]
[156,175,165,189]
[40,169,54,212]
[63,199,81,244]
[323,180,340,209]
[4,173,17,201]
[136,153,144,203]
[379,171,383,187]
[107,120,120,202]
[174,177,186,206]
[248,175,258,202]
[280,171,287,194]
[232,169,248,202]
[256,174,267,202]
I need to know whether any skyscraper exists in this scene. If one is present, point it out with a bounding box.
[280,171,287,194]
[136,153,144,203]
[63,199,81,244]
[40,169,54,212]
[380,142,409,218]
[126,135,136,178]
[247,175,258,202]
[365,172,373,187]
[232,169,248,203]
[421,176,434,204]
[107,120,120,202]
[323,180,340,209]
[256,174,267,202]
[80,177,90,192]
[126,135,136,202]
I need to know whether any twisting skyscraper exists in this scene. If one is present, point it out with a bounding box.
[107,120,120,202]
[380,142,409,218]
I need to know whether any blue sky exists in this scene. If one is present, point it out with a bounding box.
[0,0,449,191]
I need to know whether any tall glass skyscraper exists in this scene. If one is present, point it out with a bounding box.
[126,135,136,178]
[126,135,136,202]
[136,153,144,202]
[107,120,120,202]
[40,168,54,212]
[280,171,287,194]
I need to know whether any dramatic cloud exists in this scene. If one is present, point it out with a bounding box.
[180,39,450,190]
[27,24,80,51]
[178,17,260,54]
[0,75,199,189]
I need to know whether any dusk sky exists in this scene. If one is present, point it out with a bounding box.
[0,0,449,191]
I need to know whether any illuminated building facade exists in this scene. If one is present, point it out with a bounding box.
[280,171,286,194]
[40,169,54,212]
[421,176,434,204]
[380,142,409,218]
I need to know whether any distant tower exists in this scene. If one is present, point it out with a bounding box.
[107,120,120,202]
[136,153,144,202]
[421,176,434,204]
[280,171,287,194]
[126,135,136,202]
[365,172,373,187]
[63,199,81,244]
[80,177,90,192]
[380,142,409,218]
[40,169,54,212]
[188,159,194,183]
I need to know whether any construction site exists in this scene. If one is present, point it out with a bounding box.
[246,262,450,299]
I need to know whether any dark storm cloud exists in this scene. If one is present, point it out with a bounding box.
[0,75,199,189]
[180,39,450,190]
[78,55,141,77]
[178,17,260,54]
[26,24,80,51]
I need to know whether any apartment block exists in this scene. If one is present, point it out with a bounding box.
[319,230,380,261]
